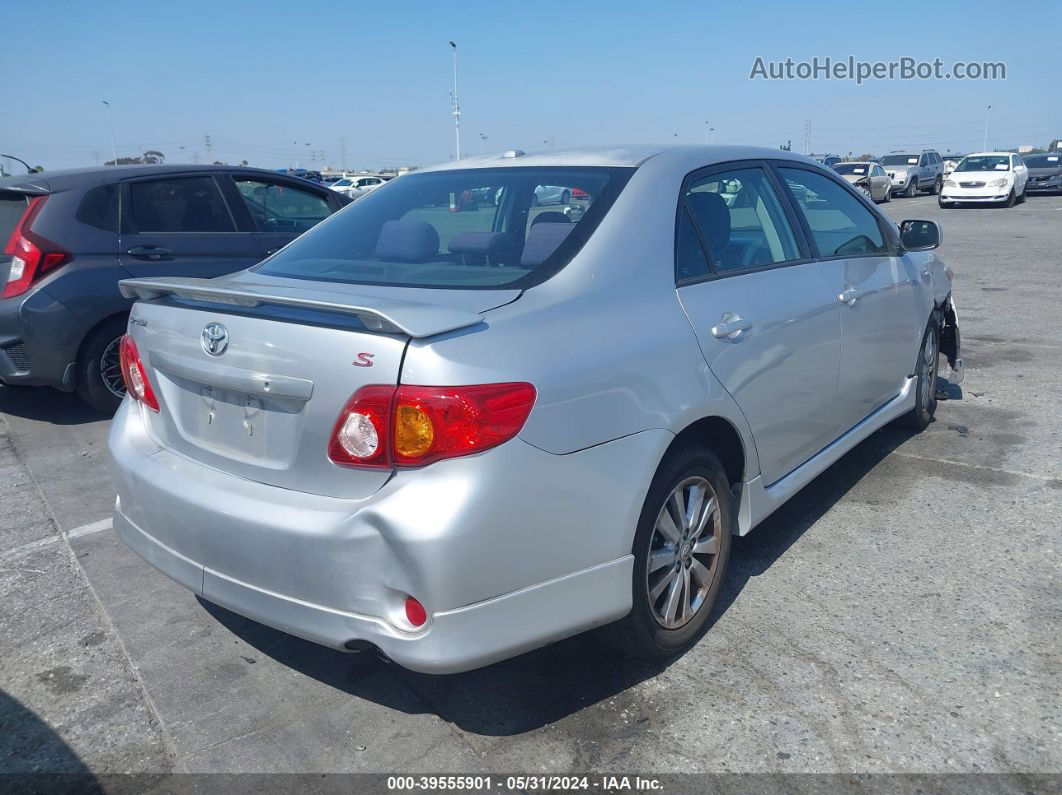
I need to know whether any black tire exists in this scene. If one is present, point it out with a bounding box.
[1016,185,1027,204]
[938,196,953,208]
[905,178,918,198]
[600,443,733,660]
[75,316,128,414]
[896,317,940,431]
[560,190,571,205]
[931,175,942,195]
[1003,189,1016,208]
[884,188,892,203]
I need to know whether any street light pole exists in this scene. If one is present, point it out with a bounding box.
[449,41,461,160]
[983,105,992,151]
[479,133,487,154]
[101,100,117,165]
[705,121,709,145]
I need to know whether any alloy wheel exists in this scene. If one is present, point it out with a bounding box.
[100,336,126,399]
[646,476,722,629]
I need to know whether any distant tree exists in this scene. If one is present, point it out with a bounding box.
[212,160,225,165]
[858,153,876,161]
[239,159,249,167]
[105,150,166,166]
[33,165,44,172]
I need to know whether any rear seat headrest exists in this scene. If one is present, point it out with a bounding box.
[374,219,440,262]
[447,232,519,263]
[531,211,570,226]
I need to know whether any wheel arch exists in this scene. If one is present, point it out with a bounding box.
[664,415,748,487]
[75,310,130,367]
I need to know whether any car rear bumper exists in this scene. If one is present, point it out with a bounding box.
[108,400,669,673]
[0,289,80,389]
[115,505,632,674]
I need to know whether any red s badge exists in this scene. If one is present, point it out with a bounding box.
[353,353,375,367]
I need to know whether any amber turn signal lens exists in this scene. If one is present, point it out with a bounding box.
[394,403,434,457]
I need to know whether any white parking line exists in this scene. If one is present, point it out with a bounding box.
[67,517,113,540]
[0,517,113,564]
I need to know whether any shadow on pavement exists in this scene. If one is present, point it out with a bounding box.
[0,386,109,426]
[201,423,921,737]
[714,425,917,620]
[0,689,101,791]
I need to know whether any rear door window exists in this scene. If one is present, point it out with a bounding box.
[128,176,235,232]
[675,207,711,282]
[682,167,800,274]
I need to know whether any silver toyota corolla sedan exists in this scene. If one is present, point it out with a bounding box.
[108,145,963,673]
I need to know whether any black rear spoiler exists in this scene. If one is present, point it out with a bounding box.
[118,277,484,338]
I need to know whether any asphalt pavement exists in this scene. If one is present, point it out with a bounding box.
[1,191,1059,779]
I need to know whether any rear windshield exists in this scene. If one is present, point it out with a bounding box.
[0,192,30,245]
[255,166,634,289]
[833,163,868,175]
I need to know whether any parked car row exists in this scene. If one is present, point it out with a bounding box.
[0,165,350,411]
[827,148,1061,208]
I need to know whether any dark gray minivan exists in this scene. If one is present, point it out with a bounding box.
[0,164,349,411]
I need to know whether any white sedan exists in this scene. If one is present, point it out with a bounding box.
[939,153,1029,208]
[331,175,391,199]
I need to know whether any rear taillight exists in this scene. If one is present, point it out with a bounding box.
[2,196,69,299]
[328,382,536,469]
[327,385,394,468]
[118,335,160,412]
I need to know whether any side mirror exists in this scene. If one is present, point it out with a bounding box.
[900,219,941,251]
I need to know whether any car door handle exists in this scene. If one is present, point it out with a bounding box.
[838,288,861,305]
[710,314,752,339]
[127,246,173,261]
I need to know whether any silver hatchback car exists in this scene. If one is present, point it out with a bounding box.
[108,146,963,673]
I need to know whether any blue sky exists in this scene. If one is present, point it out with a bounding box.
[1,0,1058,172]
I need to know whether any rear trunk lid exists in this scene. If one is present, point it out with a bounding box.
[120,273,518,499]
